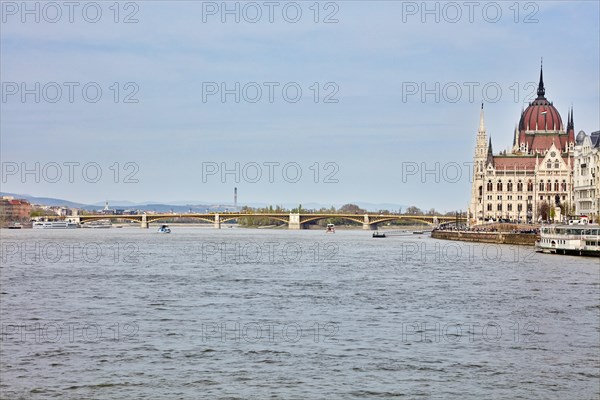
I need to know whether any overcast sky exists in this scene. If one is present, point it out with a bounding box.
[1,0,599,211]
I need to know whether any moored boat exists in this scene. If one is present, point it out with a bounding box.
[33,220,80,229]
[82,220,113,228]
[535,224,599,257]
[326,224,335,233]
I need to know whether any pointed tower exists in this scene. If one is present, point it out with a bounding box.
[474,103,488,160]
[568,106,575,144]
[537,58,545,99]
[487,137,494,165]
[470,103,490,225]
[512,123,519,152]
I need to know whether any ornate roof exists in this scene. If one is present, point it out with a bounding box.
[514,63,574,152]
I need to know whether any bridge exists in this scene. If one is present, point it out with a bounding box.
[71,213,466,230]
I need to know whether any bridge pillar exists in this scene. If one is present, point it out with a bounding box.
[363,215,376,230]
[289,213,303,230]
[214,213,221,229]
[141,214,148,229]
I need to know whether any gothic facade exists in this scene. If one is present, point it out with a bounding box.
[469,65,575,224]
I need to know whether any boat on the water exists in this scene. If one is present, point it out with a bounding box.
[326,224,335,233]
[373,231,386,238]
[412,230,424,234]
[535,224,599,256]
[33,221,80,229]
[82,220,113,229]
[158,225,171,233]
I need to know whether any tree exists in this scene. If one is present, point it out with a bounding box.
[405,206,422,215]
[339,204,365,214]
[561,201,574,217]
[538,201,549,221]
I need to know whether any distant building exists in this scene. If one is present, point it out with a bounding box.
[469,64,575,224]
[574,130,600,221]
[0,196,32,223]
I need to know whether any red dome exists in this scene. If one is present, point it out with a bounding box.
[519,98,563,132]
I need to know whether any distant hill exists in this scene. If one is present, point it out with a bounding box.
[2,192,407,213]
[1,192,89,208]
[246,202,408,212]
[0,192,227,212]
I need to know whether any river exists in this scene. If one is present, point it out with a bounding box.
[1,227,598,399]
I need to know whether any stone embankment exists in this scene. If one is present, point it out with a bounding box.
[431,230,539,245]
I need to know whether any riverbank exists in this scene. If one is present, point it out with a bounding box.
[431,230,539,246]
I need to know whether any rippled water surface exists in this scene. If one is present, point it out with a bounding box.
[1,227,599,399]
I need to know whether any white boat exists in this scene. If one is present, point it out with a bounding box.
[158,225,171,233]
[33,221,80,229]
[81,220,113,228]
[326,223,335,233]
[536,224,600,257]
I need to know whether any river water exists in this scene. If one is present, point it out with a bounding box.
[1,227,598,399]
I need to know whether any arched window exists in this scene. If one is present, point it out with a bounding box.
[527,180,533,191]
[546,161,552,169]
[554,180,559,191]
[539,182,545,191]
[517,181,523,191]
[487,181,493,191]
[554,161,560,169]
[497,181,503,191]
[507,181,513,192]
[561,180,566,191]
[478,186,483,196]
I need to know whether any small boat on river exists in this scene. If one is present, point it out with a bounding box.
[158,225,171,233]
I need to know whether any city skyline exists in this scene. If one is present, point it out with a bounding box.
[2,1,599,210]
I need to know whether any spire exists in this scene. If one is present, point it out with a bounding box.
[486,137,494,166]
[537,58,545,98]
[570,106,574,130]
[478,102,486,133]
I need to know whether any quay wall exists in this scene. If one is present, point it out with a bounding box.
[431,230,538,246]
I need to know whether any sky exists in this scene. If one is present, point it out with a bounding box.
[1,0,599,212]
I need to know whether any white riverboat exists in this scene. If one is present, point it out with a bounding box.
[32,221,80,229]
[536,224,600,257]
[82,220,113,229]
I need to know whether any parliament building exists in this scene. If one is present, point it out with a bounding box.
[468,65,576,224]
